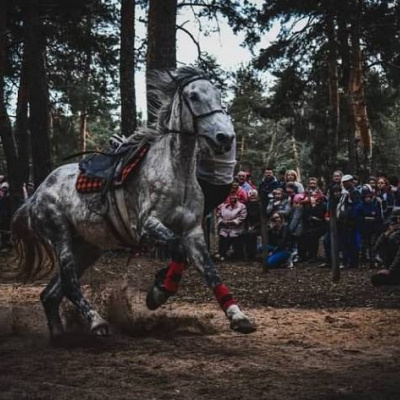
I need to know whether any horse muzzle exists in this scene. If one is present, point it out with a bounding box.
[200,132,234,155]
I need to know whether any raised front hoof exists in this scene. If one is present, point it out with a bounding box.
[146,285,171,311]
[230,319,257,335]
[90,316,110,336]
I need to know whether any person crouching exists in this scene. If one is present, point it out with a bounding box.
[265,212,292,268]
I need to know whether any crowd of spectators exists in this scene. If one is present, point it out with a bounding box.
[1,167,400,280]
[215,168,400,274]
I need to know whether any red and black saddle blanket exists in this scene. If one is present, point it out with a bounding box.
[76,143,150,194]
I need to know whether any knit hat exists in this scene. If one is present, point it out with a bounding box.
[341,174,353,183]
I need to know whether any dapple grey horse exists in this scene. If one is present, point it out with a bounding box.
[11,66,256,338]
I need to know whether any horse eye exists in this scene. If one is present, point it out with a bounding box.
[189,92,199,102]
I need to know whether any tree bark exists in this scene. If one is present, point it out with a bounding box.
[348,0,372,178]
[290,119,301,181]
[23,0,52,186]
[15,54,30,184]
[78,12,93,154]
[326,1,340,161]
[0,0,24,207]
[146,0,177,124]
[120,0,137,136]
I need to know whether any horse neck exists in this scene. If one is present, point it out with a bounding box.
[152,128,198,182]
[155,96,198,180]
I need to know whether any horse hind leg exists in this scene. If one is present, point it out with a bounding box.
[40,274,64,338]
[41,237,104,337]
[184,232,256,334]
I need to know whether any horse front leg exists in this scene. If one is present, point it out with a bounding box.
[184,230,256,334]
[142,216,186,310]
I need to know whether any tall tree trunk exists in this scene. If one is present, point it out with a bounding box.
[15,54,30,184]
[79,14,93,154]
[348,0,372,179]
[146,0,177,124]
[120,0,137,136]
[337,2,355,172]
[326,2,340,162]
[290,119,301,181]
[23,0,52,186]
[0,0,24,208]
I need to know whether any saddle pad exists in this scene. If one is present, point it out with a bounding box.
[76,143,149,194]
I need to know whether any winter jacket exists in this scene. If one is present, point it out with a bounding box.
[217,201,247,238]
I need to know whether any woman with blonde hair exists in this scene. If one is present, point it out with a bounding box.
[284,169,304,194]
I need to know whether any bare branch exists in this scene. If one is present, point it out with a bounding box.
[176,25,202,59]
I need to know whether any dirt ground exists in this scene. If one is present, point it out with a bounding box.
[1,251,400,400]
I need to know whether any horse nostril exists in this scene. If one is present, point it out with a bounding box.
[216,133,231,144]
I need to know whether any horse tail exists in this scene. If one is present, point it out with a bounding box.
[11,205,56,281]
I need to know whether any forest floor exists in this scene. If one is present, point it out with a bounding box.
[1,251,400,400]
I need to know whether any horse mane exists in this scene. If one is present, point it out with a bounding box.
[126,66,209,145]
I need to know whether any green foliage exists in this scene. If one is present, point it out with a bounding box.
[229,65,294,181]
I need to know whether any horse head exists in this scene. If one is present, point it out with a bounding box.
[149,66,235,155]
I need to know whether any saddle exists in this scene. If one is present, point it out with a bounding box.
[76,141,149,194]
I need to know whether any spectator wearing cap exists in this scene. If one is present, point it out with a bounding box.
[236,171,253,193]
[355,184,382,267]
[217,193,247,261]
[336,174,361,269]
[0,182,12,249]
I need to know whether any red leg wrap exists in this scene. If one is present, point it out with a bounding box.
[214,284,237,312]
[163,261,185,293]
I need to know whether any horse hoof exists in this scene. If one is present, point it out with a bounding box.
[146,285,171,311]
[230,318,257,334]
[92,324,110,336]
[49,323,64,340]
[90,315,110,336]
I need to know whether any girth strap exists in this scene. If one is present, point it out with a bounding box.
[105,186,138,247]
